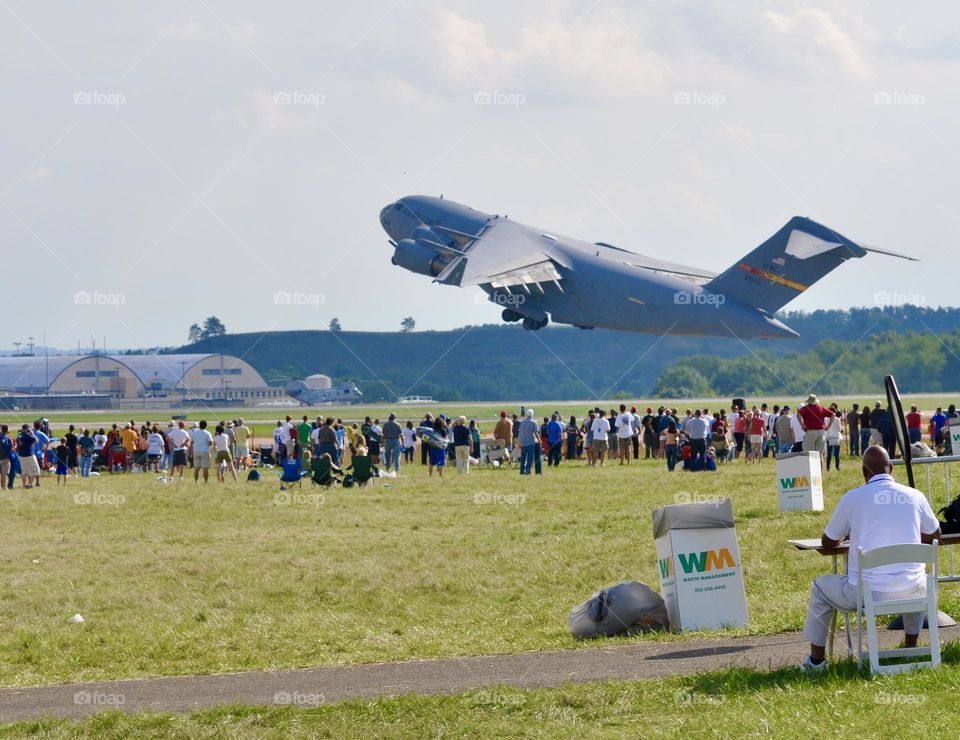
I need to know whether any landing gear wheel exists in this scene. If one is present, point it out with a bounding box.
[522,317,549,331]
[502,308,522,323]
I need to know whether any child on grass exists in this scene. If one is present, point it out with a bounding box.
[55,439,69,485]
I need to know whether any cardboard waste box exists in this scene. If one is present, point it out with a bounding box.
[652,498,749,632]
[775,451,823,512]
[948,419,960,455]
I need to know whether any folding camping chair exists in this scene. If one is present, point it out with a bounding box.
[259,445,275,466]
[856,541,941,676]
[277,457,307,489]
[485,440,510,467]
[345,454,376,487]
[310,455,342,487]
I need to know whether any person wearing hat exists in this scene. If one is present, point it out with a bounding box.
[518,408,541,475]
[797,394,834,465]
[494,411,513,454]
[382,412,403,473]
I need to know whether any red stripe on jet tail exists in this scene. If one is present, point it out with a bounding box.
[738,263,807,292]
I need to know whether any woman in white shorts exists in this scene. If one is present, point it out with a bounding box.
[213,425,238,483]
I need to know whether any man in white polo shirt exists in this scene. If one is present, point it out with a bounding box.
[800,446,941,671]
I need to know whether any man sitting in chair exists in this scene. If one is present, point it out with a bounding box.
[800,446,941,671]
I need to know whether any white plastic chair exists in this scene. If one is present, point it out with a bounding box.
[855,541,940,676]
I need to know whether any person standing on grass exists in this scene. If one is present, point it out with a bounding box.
[213,424,238,483]
[234,419,252,469]
[146,425,165,472]
[565,416,579,461]
[846,404,861,457]
[402,421,417,464]
[799,395,834,465]
[584,410,595,465]
[616,404,633,465]
[428,416,447,478]
[192,420,214,484]
[54,440,69,485]
[32,421,49,481]
[748,410,766,463]
[494,411,512,454]
[0,425,13,490]
[930,407,947,445]
[382,413,403,473]
[825,404,843,471]
[470,419,481,460]
[452,416,471,474]
[906,405,922,445]
[518,409,541,475]
[546,413,564,467]
[800,446,940,672]
[16,425,38,488]
[63,425,79,478]
[167,422,190,481]
[663,421,679,472]
[775,406,795,454]
[685,409,708,469]
[590,408,610,467]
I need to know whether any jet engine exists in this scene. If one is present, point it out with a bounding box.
[392,238,448,277]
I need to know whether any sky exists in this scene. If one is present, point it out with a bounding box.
[2,0,959,353]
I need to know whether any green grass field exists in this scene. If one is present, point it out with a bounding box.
[2,451,958,734]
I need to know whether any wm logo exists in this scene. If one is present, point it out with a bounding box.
[658,557,673,578]
[677,548,735,574]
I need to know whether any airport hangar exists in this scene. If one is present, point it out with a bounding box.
[0,353,286,409]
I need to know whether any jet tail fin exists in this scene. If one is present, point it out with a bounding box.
[704,217,907,314]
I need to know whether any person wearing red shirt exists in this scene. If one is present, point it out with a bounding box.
[906,405,922,445]
[798,394,835,462]
[748,410,766,464]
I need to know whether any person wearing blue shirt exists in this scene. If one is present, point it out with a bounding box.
[518,409,540,475]
[32,422,49,476]
[546,413,564,467]
[931,407,947,445]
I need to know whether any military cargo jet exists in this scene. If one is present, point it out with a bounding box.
[380,195,913,339]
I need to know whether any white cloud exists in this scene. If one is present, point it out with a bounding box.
[432,7,665,100]
[762,8,869,78]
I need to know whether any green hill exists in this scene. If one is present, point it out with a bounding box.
[172,305,960,401]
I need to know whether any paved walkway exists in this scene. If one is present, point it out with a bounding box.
[2,625,956,722]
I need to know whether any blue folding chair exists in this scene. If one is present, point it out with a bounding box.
[277,458,307,489]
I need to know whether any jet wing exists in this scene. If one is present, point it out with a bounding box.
[594,243,716,282]
[435,218,565,289]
